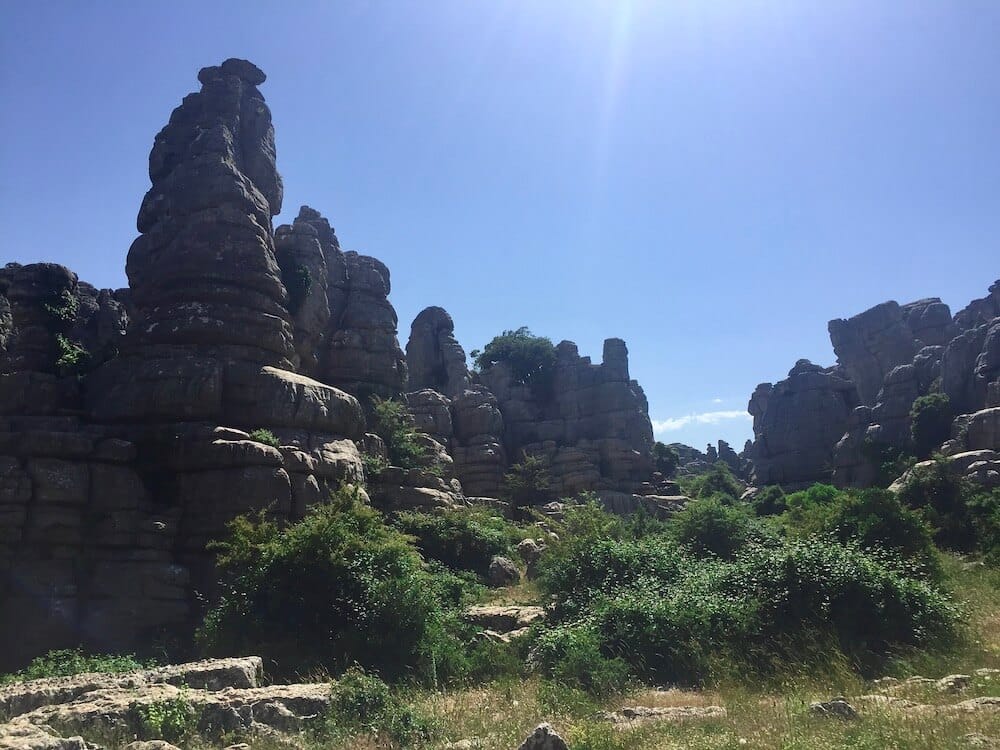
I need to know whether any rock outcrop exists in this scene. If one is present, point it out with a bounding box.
[0,60,667,669]
[480,339,654,497]
[0,61,365,671]
[748,360,859,487]
[753,281,1000,489]
[406,306,471,397]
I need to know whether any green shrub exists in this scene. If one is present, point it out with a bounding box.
[136,694,197,743]
[668,497,765,560]
[861,438,917,488]
[897,458,983,552]
[198,485,470,683]
[535,539,957,688]
[818,488,941,578]
[393,508,524,576]
[678,463,743,501]
[502,453,552,513]
[533,501,958,689]
[0,649,151,685]
[531,626,630,697]
[371,397,429,470]
[54,334,89,376]
[910,393,953,459]
[471,327,556,391]
[361,451,389,479]
[248,428,281,448]
[43,288,78,326]
[320,667,433,746]
[751,485,787,516]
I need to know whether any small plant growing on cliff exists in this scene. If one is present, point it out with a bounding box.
[249,428,281,448]
[472,327,556,391]
[54,334,89,376]
[910,392,953,458]
[281,261,312,315]
[136,693,197,743]
[371,396,428,469]
[43,288,79,326]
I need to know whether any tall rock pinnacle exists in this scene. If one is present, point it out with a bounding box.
[124,58,294,365]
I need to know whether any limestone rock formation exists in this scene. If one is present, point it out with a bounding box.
[320,249,407,404]
[829,301,920,407]
[406,306,471,397]
[273,209,331,375]
[0,60,366,671]
[480,338,654,497]
[757,282,1000,490]
[748,360,859,487]
[450,386,508,496]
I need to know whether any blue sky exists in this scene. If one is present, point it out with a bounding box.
[2,1,998,452]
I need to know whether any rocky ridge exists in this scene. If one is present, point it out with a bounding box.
[0,59,664,669]
[748,280,1000,489]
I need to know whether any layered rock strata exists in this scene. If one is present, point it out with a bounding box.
[0,61,364,671]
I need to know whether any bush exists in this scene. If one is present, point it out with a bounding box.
[393,508,524,576]
[861,438,917,488]
[136,694,197,744]
[502,453,552,513]
[897,458,983,552]
[320,667,433,746]
[471,327,556,392]
[679,463,743,501]
[751,485,787,516]
[280,261,312,316]
[910,393,953,458]
[0,649,151,684]
[248,428,281,448]
[783,487,940,578]
[198,485,470,683]
[668,497,764,560]
[534,538,957,688]
[371,397,429,469]
[532,503,958,689]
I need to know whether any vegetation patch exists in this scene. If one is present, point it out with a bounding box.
[0,648,152,684]
[371,396,433,470]
[248,428,281,448]
[471,326,557,392]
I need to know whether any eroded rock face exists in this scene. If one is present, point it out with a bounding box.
[748,360,859,487]
[124,59,293,365]
[480,338,654,496]
[320,249,407,405]
[954,280,1000,331]
[0,61,365,671]
[829,301,919,407]
[406,306,471,397]
[273,209,331,375]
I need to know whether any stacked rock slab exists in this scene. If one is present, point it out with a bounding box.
[403,307,506,496]
[0,60,365,670]
[275,205,408,406]
[480,338,654,496]
[748,360,859,488]
[750,282,1000,490]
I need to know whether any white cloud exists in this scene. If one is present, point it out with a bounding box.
[651,410,751,434]
[711,397,723,404]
